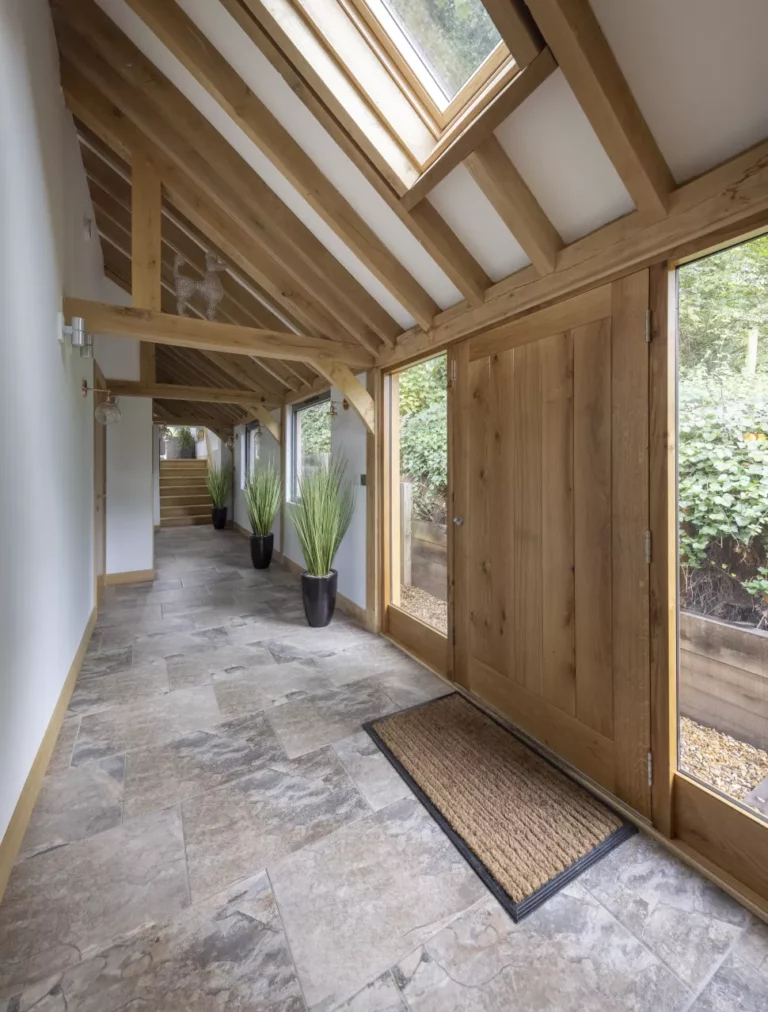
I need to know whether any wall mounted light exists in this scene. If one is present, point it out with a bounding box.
[60,314,94,358]
[328,398,350,418]
[81,379,121,426]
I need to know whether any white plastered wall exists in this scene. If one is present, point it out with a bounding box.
[0,0,114,841]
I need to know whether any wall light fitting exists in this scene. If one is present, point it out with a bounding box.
[81,379,122,426]
[61,314,94,358]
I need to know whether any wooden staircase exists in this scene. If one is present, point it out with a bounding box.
[159,459,211,527]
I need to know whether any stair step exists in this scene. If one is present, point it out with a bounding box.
[160,478,208,489]
[161,504,213,519]
[160,494,212,507]
[160,516,212,528]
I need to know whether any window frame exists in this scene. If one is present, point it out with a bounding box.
[288,0,516,170]
[290,392,332,503]
[242,420,261,489]
[343,0,510,134]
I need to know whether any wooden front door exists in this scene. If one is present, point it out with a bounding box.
[452,271,652,816]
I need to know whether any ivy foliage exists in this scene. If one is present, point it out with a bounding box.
[678,235,768,624]
[399,355,448,524]
[298,401,332,456]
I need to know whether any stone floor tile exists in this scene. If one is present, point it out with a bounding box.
[368,666,451,709]
[18,757,124,860]
[269,796,486,1011]
[266,680,399,758]
[68,659,169,716]
[183,745,368,902]
[165,643,275,690]
[394,886,692,1012]
[329,971,407,1011]
[213,660,332,717]
[123,713,285,818]
[0,872,306,1012]
[580,834,749,989]
[72,685,221,765]
[332,731,411,811]
[689,954,768,1011]
[0,807,188,998]
[46,716,80,774]
[736,917,768,976]
[79,645,133,678]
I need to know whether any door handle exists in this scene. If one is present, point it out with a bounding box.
[453,516,464,526]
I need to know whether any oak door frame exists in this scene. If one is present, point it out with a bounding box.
[649,220,768,903]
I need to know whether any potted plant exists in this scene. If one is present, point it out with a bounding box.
[291,459,354,627]
[244,462,282,569]
[177,426,196,459]
[206,463,231,530]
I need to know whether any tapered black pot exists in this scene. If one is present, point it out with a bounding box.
[211,506,228,530]
[301,570,337,628]
[250,532,274,570]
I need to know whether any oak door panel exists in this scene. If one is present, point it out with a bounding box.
[455,276,651,814]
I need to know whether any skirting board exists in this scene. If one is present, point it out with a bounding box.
[0,607,97,904]
[105,569,155,586]
[232,524,367,626]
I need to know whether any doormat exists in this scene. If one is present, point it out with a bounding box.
[364,693,635,921]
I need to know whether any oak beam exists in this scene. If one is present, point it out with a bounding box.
[106,381,273,407]
[380,137,768,368]
[465,136,562,275]
[57,49,368,346]
[132,151,162,382]
[121,0,439,330]
[481,0,544,68]
[65,299,374,367]
[310,357,375,435]
[401,48,557,209]
[525,0,674,215]
[246,404,281,444]
[222,0,491,309]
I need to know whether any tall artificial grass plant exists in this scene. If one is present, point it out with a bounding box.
[291,459,354,577]
[244,462,282,536]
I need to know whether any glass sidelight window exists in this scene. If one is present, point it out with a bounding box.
[676,233,768,819]
[388,353,448,633]
[290,395,332,501]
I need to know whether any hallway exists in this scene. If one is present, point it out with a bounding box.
[1,528,766,1010]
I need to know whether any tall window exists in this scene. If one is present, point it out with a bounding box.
[240,421,261,489]
[291,395,332,500]
[676,233,768,819]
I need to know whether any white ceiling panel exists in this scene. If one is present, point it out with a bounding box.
[494,70,634,245]
[428,164,530,282]
[175,0,463,311]
[590,0,768,184]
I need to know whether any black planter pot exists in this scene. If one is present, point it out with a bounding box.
[250,532,274,570]
[301,570,338,628]
[211,506,228,530]
[179,447,195,459]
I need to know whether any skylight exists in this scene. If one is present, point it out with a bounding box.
[365,0,502,110]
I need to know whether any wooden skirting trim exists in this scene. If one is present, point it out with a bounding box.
[0,607,97,905]
[105,569,155,586]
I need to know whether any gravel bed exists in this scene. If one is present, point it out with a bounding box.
[680,716,768,805]
[400,585,448,635]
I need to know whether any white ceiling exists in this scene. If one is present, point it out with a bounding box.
[590,0,768,184]
[93,0,768,328]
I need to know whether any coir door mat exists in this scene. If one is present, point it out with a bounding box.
[364,692,635,921]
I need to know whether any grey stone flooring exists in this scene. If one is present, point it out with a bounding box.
[1,528,766,1010]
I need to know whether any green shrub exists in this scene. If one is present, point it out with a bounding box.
[175,427,196,451]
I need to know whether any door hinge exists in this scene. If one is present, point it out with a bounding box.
[449,359,457,385]
[645,309,652,343]
[647,750,653,787]
[644,529,652,564]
